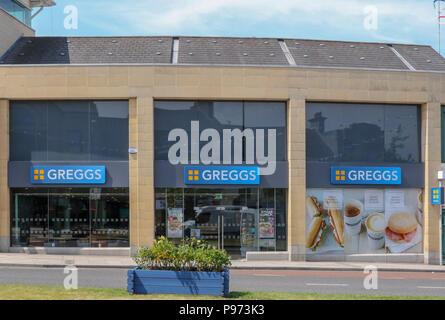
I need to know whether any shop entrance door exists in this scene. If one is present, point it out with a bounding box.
[186,189,258,259]
[193,206,257,259]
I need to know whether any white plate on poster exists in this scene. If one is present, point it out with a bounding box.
[385,223,422,254]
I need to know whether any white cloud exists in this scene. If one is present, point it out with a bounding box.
[109,0,435,32]
[56,0,439,46]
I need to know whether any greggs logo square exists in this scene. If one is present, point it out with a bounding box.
[30,166,106,184]
[334,170,346,181]
[33,169,45,181]
[331,167,401,185]
[187,169,200,181]
[185,166,260,185]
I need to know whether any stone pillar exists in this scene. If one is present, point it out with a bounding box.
[129,98,139,255]
[423,100,442,265]
[0,100,9,252]
[129,97,154,254]
[287,98,306,261]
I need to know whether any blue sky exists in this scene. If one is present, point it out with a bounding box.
[32,0,443,51]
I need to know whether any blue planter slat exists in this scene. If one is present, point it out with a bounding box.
[223,269,230,297]
[127,268,230,297]
[133,284,225,295]
[126,269,134,293]
[132,270,222,279]
[134,278,222,287]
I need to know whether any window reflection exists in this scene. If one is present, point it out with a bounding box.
[10,100,129,161]
[154,101,287,162]
[10,188,129,247]
[306,103,419,163]
[49,193,90,247]
[0,0,31,26]
[91,192,129,247]
[11,194,48,247]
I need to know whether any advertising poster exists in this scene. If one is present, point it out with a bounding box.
[259,208,275,239]
[156,200,165,210]
[240,212,256,247]
[190,228,201,239]
[323,190,343,211]
[167,208,183,238]
[364,190,384,210]
[306,190,344,254]
[385,191,405,209]
[306,188,423,255]
[384,189,423,254]
[343,189,385,254]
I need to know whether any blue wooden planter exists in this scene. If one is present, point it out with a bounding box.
[127,268,230,296]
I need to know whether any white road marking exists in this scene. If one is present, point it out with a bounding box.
[417,286,445,289]
[305,283,349,287]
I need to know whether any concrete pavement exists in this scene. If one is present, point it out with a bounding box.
[0,253,445,272]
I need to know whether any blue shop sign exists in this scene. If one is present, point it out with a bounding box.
[432,188,442,205]
[331,167,401,185]
[184,166,260,185]
[31,166,106,184]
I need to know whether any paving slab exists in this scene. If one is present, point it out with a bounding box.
[0,253,445,272]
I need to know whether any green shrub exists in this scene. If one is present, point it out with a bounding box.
[132,236,232,272]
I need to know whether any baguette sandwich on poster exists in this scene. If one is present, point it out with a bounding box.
[306,195,323,218]
[306,216,328,251]
[385,212,418,243]
[328,208,344,247]
[324,196,344,248]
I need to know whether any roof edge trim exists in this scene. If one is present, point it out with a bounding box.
[1,62,444,73]
[387,45,416,71]
[278,39,296,66]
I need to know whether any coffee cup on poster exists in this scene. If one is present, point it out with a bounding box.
[344,199,363,235]
[366,213,386,250]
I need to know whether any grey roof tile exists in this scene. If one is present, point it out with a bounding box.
[1,37,172,64]
[177,37,289,65]
[284,39,409,70]
[1,36,445,73]
[391,44,445,71]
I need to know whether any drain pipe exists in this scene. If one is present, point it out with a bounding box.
[438,170,444,266]
[440,178,443,266]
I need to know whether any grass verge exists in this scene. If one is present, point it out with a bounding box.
[0,284,444,300]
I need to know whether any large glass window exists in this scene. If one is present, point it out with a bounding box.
[306,102,420,163]
[47,101,90,160]
[244,102,287,163]
[154,101,287,162]
[10,188,129,247]
[0,0,31,26]
[10,100,129,161]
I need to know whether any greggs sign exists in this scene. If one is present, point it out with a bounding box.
[185,166,260,185]
[331,167,401,185]
[31,166,106,184]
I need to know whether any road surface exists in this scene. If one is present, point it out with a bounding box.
[1,266,445,297]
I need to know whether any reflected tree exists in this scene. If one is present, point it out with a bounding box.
[384,124,412,162]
